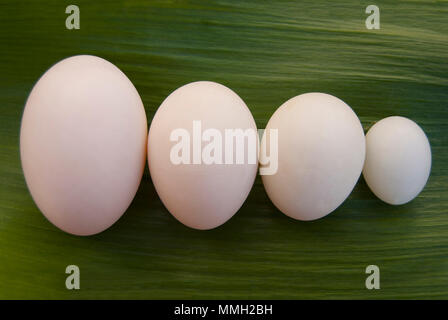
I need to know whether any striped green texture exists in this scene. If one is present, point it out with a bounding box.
[0,0,447,299]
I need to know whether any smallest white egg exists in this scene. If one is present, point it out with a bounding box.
[363,116,431,205]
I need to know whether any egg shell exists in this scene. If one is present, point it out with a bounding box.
[20,55,147,236]
[363,116,431,205]
[148,81,258,230]
[261,92,366,221]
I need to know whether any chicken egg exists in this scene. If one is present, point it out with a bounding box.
[261,92,365,221]
[20,55,147,236]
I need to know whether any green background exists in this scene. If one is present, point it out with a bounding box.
[0,0,447,299]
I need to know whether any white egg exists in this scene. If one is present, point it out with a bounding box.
[261,92,365,221]
[363,116,431,205]
[20,55,147,236]
[148,81,258,230]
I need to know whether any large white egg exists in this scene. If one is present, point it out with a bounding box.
[148,81,258,230]
[261,92,365,221]
[20,55,147,236]
[363,116,431,205]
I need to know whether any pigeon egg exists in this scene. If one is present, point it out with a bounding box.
[363,116,431,205]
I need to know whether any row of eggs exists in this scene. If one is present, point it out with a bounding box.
[20,55,432,236]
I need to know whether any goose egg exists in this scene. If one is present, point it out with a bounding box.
[20,55,147,236]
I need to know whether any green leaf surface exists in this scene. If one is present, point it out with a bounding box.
[0,0,447,299]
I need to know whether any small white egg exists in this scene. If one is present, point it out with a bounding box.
[148,81,258,230]
[261,92,365,221]
[363,116,431,205]
[20,55,147,236]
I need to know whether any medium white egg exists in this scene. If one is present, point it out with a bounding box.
[148,81,258,230]
[261,92,365,221]
[20,55,147,236]
[363,116,431,205]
